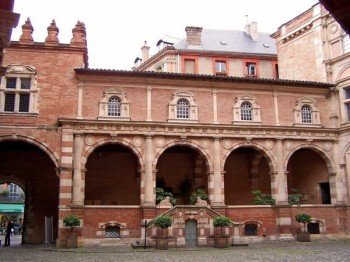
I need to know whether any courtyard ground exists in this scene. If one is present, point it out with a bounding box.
[0,236,350,261]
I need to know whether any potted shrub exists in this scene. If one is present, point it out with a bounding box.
[295,213,311,242]
[154,215,172,250]
[213,216,231,248]
[63,214,81,248]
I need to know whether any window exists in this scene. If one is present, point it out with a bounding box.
[301,105,312,123]
[98,89,130,121]
[274,63,279,79]
[184,59,196,74]
[307,222,320,234]
[246,62,257,78]
[168,91,198,123]
[1,66,37,114]
[232,95,261,124]
[343,34,350,54]
[177,99,189,118]
[240,102,252,121]
[215,60,227,75]
[108,96,121,116]
[293,98,320,126]
[244,223,258,236]
[344,88,350,122]
[105,225,120,238]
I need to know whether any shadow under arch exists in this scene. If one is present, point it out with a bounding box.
[0,135,59,170]
[284,144,335,174]
[153,140,213,172]
[82,138,145,170]
[222,142,277,173]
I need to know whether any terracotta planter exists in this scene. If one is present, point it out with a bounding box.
[296,232,310,242]
[214,236,229,248]
[66,233,78,248]
[156,238,168,250]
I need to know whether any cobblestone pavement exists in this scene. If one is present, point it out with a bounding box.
[0,238,350,262]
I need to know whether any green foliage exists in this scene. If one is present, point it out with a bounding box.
[0,189,9,197]
[189,188,208,205]
[156,187,176,205]
[213,216,232,228]
[63,214,81,228]
[288,188,303,205]
[252,190,275,205]
[154,215,172,229]
[295,213,311,231]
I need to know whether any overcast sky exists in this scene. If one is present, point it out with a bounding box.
[12,0,317,70]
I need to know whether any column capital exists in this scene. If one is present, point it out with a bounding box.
[147,86,152,91]
[145,133,154,139]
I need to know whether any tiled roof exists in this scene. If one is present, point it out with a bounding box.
[175,29,277,55]
[75,68,333,88]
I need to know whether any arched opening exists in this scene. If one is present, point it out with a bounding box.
[85,143,140,205]
[0,141,59,244]
[287,149,331,204]
[156,145,208,205]
[224,147,271,205]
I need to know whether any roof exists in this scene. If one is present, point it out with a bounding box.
[75,68,334,88]
[174,29,277,55]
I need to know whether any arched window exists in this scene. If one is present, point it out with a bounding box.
[108,96,121,116]
[240,102,252,121]
[177,98,190,119]
[244,223,258,236]
[105,225,121,238]
[301,105,312,123]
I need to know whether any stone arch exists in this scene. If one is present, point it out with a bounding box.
[0,178,25,189]
[0,135,59,170]
[82,138,144,170]
[335,64,350,82]
[222,142,277,172]
[284,144,335,174]
[153,140,212,172]
[341,141,350,164]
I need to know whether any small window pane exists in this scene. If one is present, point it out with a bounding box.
[241,101,252,121]
[215,61,226,73]
[108,96,121,116]
[21,78,31,89]
[6,78,17,89]
[4,93,15,112]
[19,94,30,112]
[301,105,312,123]
[177,99,189,119]
[345,89,350,99]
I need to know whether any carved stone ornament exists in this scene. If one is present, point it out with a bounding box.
[223,139,232,150]
[201,138,210,149]
[133,136,142,147]
[265,139,274,150]
[85,134,94,146]
[285,140,293,151]
[156,137,165,148]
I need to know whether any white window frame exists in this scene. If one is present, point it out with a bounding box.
[98,89,130,121]
[293,98,321,127]
[215,60,227,74]
[0,65,38,115]
[168,91,198,123]
[343,34,350,54]
[233,95,261,124]
[176,98,190,119]
[343,87,350,122]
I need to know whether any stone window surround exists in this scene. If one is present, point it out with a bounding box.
[168,91,198,123]
[293,98,321,127]
[233,95,262,124]
[98,89,130,121]
[0,65,38,115]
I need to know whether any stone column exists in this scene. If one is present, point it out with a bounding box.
[275,139,288,205]
[212,138,224,205]
[146,86,152,121]
[212,89,218,124]
[72,133,83,206]
[143,135,155,205]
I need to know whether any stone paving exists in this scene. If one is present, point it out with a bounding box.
[0,237,350,262]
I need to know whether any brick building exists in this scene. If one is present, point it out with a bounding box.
[0,3,349,247]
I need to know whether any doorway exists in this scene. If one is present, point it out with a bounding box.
[185,219,197,246]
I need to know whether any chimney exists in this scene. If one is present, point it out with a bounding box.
[185,26,202,48]
[19,18,34,45]
[45,19,59,46]
[245,16,258,41]
[70,21,87,48]
[141,41,150,62]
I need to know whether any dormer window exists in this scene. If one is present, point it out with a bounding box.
[293,98,321,127]
[177,98,190,119]
[98,89,130,121]
[301,105,312,124]
[168,91,198,123]
[233,95,261,124]
[240,102,253,121]
[108,96,121,117]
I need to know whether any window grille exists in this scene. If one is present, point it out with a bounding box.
[4,94,15,112]
[105,225,120,238]
[307,222,320,234]
[19,94,30,112]
[301,105,312,123]
[108,96,121,116]
[20,78,31,89]
[244,223,258,236]
[240,101,252,121]
[6,78,16,89]
[177,98,190,118]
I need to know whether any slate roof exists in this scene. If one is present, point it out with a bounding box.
[174,29,277,55]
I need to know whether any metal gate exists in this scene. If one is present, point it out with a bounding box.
[185,219,197,246]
